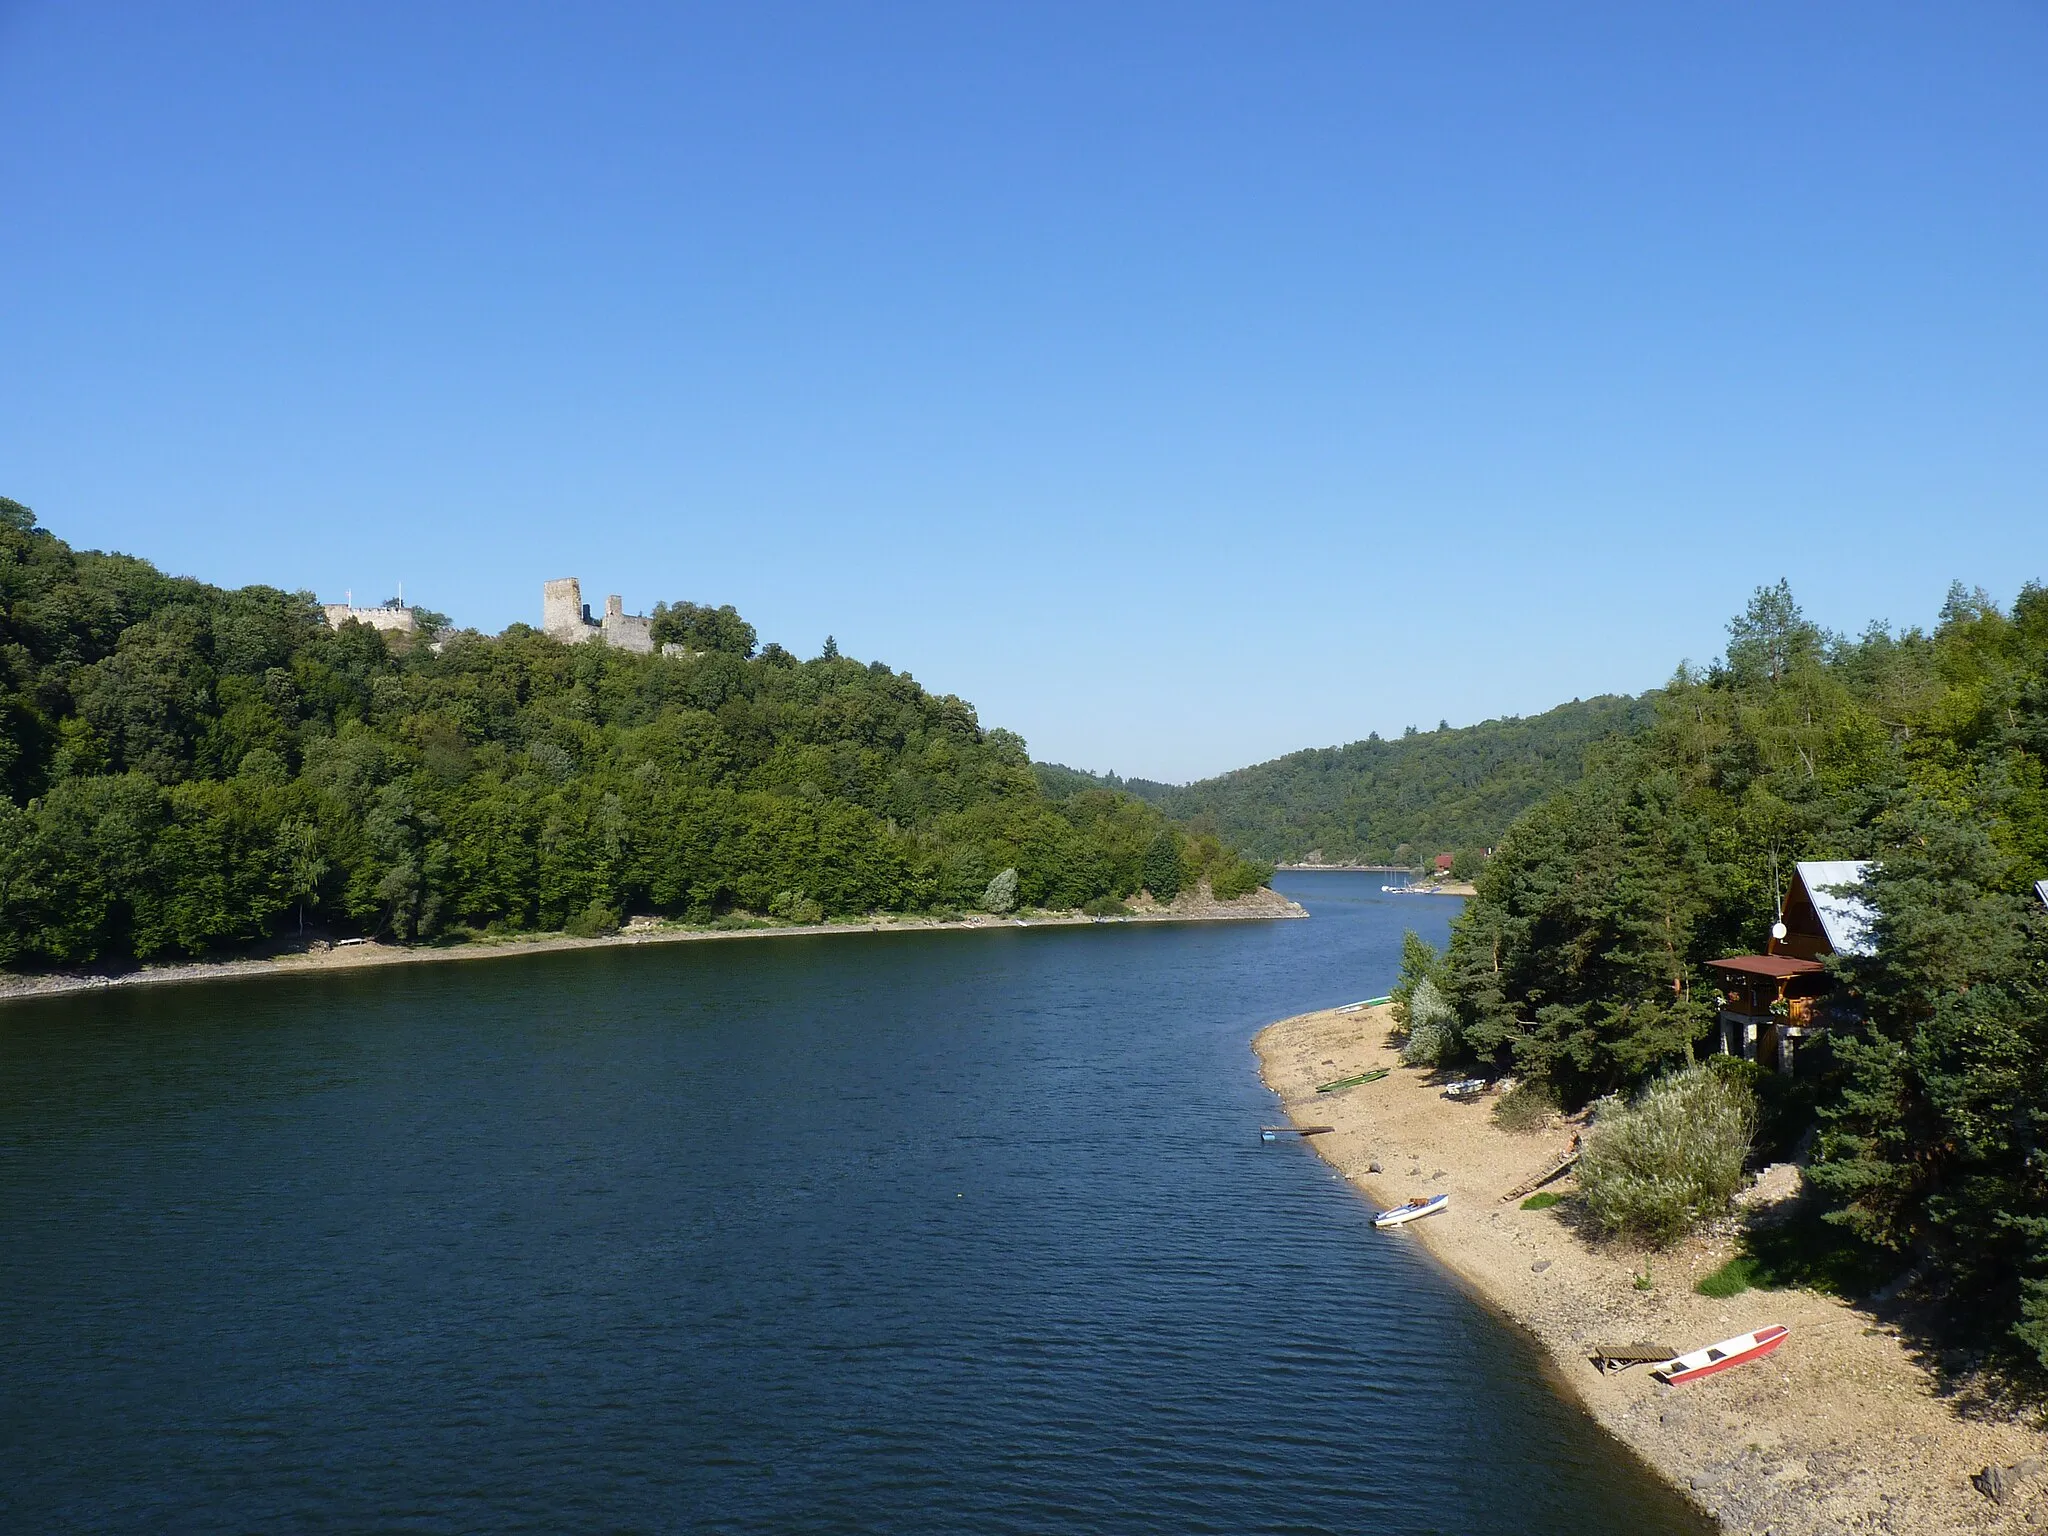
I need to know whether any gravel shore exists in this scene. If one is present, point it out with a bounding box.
[1257,1002,2048,1535]
[0,882,1306,1006]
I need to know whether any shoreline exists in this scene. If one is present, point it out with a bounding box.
[1256,1002,2048,1535]
[0,885,1307,1007]
[1272,865,1478,897]
[1272,863,1410,872]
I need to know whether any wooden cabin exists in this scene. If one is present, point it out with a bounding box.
[1706,861,1873,1074]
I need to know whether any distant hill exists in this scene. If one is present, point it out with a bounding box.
[1036,694,1651,866]
[0,498,1269,972]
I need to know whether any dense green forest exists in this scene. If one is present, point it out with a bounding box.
[1039,693,1649,865]
[0,499,1267,970]
[1413,579,2048,1371]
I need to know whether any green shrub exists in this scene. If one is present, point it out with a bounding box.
[768,890,825,924]
[1707,1050,1817,1163]
[1081,895,1129,917]
[564,900,622,938]
[1399,977,1455,1066]
[1493,1080,1559,1134]
[1208,856,1272,901]
[1521,1191,1565,1211]
[1578,1064,1755,1246]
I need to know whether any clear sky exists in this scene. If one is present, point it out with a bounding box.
[3,3,2043,783]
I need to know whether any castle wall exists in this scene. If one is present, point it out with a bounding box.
[322,603,417,634]
[601,593,655,655]
[545,578,655,652]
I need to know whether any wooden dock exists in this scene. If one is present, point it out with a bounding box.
[1260,1124,1334,1137]
[1587,1341,1676,1374]
[1502,1151,1580,1202]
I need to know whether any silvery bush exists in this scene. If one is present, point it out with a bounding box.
[1579,1064,1755,1246]
[1399,977,1455,1066]
[982,867,1019,914]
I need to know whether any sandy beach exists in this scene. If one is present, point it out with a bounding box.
[1257,1003,2048,1535]
[0,882,1305,1007]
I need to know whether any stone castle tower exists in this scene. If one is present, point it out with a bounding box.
[542,577,654,654]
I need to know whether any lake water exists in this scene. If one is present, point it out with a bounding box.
[0,873,1707,1534]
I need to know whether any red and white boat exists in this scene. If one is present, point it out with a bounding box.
[1654,1324,1789,1384]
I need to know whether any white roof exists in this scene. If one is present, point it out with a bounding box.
[1797,861,1876,957]
[2036,879,2047,910]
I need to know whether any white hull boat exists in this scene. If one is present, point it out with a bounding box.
[1373,1193,1448,1228]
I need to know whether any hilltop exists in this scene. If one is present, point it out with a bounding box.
[0,498,1270,971]
[1038,693,1650,866]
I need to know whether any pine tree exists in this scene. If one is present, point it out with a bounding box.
[1141,831,1183,902]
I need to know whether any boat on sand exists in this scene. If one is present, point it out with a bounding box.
[1315,1067,1390,1093]
[1654,1325,1789,1385]
[1373,1193,1448,1228]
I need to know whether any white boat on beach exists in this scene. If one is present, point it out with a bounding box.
[1373,1193,1448,1228]
[1654,1324,1789,1385]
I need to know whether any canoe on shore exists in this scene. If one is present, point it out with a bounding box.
[1654,1325,1789,1385]
[1373,1193,1449,1228]
[1315,1067,1390,1093]
[1334,995,1393,1014]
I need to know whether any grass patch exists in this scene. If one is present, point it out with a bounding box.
[1696,1209,1898,1299]
[1696,1255,1772,1298]
[1742,1208,1896,1297]
[1521,1191,1566,1211]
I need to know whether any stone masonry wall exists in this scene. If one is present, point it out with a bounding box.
[322,603,417,634]
[543,577,654,653]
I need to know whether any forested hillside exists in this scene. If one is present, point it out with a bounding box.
[0,499,1265,970]
[1040,694,1650,865]
[1418,580,2048,1373]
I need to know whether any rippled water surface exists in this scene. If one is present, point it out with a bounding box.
[0,874,1707,1533]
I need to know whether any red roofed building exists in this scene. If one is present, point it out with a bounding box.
[1433,852,1453,873]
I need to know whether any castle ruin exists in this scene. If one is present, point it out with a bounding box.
[542,577,655,654]
[322,600,418,634]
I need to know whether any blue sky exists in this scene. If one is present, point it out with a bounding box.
[3,2,2043,782]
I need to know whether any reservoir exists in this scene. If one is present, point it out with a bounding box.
[0,873,1707,1533]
